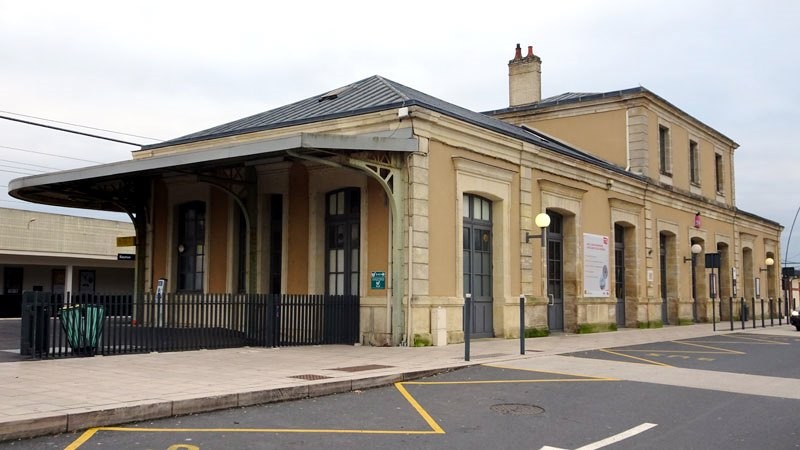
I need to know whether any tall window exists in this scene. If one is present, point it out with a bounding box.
[715,153,724,194]
[689,140,700,185]
[326,188,360,296]
[177,201,206,292]
[659,125,671,175]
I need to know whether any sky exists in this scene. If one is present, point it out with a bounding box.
[1,1,799,262]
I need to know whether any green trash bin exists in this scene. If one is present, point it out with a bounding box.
[59,304,105,356]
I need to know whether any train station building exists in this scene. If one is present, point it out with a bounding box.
[9,45,782,346]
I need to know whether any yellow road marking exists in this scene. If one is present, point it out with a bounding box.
[64,428,98,450]
[405,379,617,385]
[394,382,445,434]
[673,340,745,354]
[65,367,617,448]
[618,349,738,354]
[599,349,672,367]
[710,335,789,344]
[483,364,619,380]
[82,426,443,434]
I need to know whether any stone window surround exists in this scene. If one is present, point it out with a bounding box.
[453,157,514,308]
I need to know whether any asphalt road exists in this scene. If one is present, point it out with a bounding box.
[3,332,799,450]
[563,331,800,378]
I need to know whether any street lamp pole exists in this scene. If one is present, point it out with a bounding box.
[684,243,702,321]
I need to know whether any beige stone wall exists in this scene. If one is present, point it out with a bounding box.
[0,208,134,258]
[524,109,628,168]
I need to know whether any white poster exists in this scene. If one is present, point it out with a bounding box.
[584,233,610,297]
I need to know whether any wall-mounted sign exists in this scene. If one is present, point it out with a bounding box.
[117,253,136,261]
[370,271,386,290]
[705,253,720,269]
[116,236,136,247]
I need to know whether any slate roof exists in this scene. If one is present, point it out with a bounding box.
[145,75,640,179]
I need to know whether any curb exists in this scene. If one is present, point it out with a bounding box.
[0,367,457,443]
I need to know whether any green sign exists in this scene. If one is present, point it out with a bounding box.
[370,271,386,290]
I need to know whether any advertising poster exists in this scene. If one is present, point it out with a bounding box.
[584,233,610,297]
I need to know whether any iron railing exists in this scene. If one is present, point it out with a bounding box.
[20,292,360,359]
[710,297,796,331]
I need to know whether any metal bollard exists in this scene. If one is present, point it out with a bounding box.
[712,296,716,332]
[519,294,525,355]
[729,297,734,331]
[770,298,774,326]
[464,293,471,362]
[761,298,765,328]
[778,298,783,326]
[752,297,756,329]
[740,297,745,330]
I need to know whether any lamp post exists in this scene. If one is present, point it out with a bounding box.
[525,213,551,246]
[684,243,702,321]
[525,212,551,324]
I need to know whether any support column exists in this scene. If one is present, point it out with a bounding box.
[348,154,408,346]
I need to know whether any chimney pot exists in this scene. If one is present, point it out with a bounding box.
[508,43,542,106]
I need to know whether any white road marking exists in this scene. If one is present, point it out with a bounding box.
[539,422,658,450]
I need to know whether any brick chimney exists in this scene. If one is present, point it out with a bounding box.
[508,44,542,106]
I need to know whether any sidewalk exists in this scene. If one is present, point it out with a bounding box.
[0,323,782,442]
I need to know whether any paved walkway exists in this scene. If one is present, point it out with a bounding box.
[0,323,795,442]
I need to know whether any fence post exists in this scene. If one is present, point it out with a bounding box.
[464,293,471,362]
[519,294,525,355]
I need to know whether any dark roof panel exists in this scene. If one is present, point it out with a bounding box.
[145,75,640,180]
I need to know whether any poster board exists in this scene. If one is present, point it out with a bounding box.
[583,233,610,297]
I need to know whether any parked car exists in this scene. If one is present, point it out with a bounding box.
[791,309,800,331]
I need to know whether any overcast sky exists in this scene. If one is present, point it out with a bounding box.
[1,1,799,263]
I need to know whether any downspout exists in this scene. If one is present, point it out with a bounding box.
[406,223,413,346]
[625,108,631,171]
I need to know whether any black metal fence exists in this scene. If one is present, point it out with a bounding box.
[20,292,360,359]
[711,297,797,331]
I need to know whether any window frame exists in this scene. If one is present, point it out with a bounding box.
[658,125,672,176]
[715,152,724,194]
[689,140,700,185]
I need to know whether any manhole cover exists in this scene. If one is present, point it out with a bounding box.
[490,403,545,416]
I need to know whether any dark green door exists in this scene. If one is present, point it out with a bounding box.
[547,212,564,331]
[463,194,493,338]
[615,225,626,327]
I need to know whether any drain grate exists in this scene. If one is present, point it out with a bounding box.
[490,403,545,416]
[291,374,332,381]
[330,364,394,372]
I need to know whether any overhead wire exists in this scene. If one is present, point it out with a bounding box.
[0,144,102,164]
[0,109,162,141]
[0,114,143,146]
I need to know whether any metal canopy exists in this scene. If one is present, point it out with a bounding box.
[8,132,417,213]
